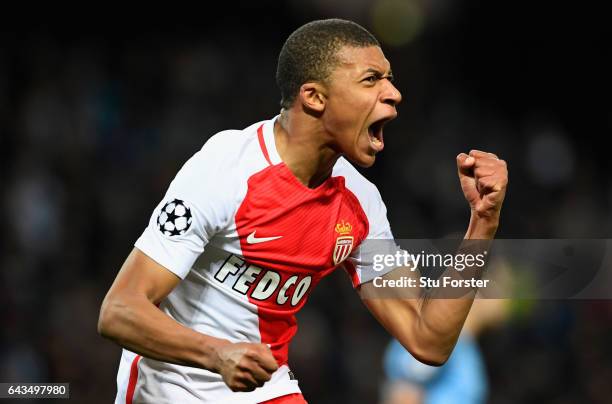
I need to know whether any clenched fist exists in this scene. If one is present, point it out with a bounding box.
[456,150,508,221]
[215,342,279,392]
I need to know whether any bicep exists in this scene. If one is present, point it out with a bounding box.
[107,247,182,304]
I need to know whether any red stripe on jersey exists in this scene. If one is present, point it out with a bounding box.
[260,393,309,403]
[343,260,361,289]
[257,124,273,165]
[126,355,141,404]
[251,305,298,366]
[235,163,369,365]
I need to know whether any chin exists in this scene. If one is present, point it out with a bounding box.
[347,152,376,168]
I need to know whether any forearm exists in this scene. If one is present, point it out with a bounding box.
[98,293,228,372]
[415,213,498,358]
[376,151,507,364]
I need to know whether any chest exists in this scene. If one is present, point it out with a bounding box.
[233,164,369,275]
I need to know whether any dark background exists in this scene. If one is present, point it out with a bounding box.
[1,1,611,403]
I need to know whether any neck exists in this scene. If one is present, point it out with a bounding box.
[274,109,340,188]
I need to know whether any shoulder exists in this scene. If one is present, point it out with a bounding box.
[333,158,393,238]
[185,120,269,175]
[168,120,270,206]
[203,119,265,151]
[197,123,261,162]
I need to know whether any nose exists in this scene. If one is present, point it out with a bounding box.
[382,80,402,107]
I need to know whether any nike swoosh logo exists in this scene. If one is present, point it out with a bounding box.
[246,231,283,244]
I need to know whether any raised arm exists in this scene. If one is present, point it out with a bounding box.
[359,150,507,365]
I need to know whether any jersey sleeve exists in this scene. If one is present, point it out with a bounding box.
[344,188,401,287]
[134,131,239,279]
[337,160,403,288]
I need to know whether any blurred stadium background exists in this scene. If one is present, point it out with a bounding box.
[1,1,611,403]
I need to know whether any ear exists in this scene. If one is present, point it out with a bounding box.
[298,82,327,113]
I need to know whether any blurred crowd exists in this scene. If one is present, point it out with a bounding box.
[1,1,611,403]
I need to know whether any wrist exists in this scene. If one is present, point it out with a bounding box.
[197,334,231,373]
[466,211,499,239]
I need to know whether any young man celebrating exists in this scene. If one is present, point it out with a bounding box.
[98,19,508,404]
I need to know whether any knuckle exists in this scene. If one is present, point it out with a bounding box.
[230,382,244,392]
[245,346,259,358]
[478,179,492,188]
[237,375,255,388]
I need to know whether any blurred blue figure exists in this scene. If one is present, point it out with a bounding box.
[381,298,510,404]
[382,334,487,404]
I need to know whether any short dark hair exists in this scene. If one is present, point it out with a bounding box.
[276,19,380,109]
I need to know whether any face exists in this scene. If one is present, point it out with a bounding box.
[321,46,402,167]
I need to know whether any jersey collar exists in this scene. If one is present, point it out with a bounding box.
[261,115,282,165]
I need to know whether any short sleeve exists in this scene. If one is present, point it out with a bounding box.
[333,160,405,288]
[344,190,401,287]
[135,132,238,279]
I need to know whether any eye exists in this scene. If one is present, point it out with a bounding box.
[363,75,378,84]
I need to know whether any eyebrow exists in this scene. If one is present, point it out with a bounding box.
[363,67,394,80]
[364,67,393,76]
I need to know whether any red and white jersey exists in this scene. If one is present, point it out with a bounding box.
[115,116,395,404]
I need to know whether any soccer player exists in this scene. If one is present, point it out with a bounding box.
[98,19,508,404]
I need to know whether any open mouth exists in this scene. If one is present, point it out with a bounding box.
[367,118,388,151]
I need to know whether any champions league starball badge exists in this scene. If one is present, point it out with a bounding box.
[157,199,193,237]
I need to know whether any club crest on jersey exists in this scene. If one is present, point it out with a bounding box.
[333,220,354,265]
